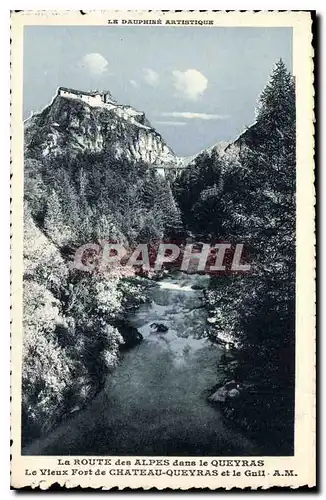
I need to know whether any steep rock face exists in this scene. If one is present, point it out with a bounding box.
[25,91,182,170]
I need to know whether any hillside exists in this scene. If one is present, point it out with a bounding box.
[173,60,296,451]
[22,60,296,453]
[25,88,186,173]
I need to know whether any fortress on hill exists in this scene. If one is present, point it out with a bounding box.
[57,87,114,106]
[56,86,186,176]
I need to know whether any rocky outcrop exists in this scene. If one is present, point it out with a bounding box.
[25,89,186,174]
[208,380,242,404]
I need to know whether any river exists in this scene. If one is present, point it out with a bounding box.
[24,272,261,456]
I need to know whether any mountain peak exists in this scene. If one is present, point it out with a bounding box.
[57,86,116,106]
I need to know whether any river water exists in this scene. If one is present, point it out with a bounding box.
[25,273,261,456]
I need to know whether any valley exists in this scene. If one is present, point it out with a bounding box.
[22,60,296,456]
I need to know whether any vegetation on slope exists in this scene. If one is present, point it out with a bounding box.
[23,141,182,443]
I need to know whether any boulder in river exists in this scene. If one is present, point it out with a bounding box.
[150,323,169,333]
[114,320,143,350]
[208,380,242,404]
[228,388,240,398]
[191,284,205,291]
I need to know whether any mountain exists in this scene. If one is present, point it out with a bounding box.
[174,59,296,452]
[185,140,231,165]
[24,87,186,175]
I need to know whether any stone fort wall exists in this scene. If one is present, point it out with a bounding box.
[58,88,111,107]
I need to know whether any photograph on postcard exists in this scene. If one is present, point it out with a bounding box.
[11,11,315,489]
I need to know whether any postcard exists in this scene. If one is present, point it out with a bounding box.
[11,10,315,489]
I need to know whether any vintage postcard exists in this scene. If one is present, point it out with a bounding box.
[11,10,315,490]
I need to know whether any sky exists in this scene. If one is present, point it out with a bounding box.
[24,26,292,157]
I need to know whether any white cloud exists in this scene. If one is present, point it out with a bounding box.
[161,112,229,120]
[81,53,108,76]
[172,69,208,100]
[129,79,140,88]
[155,121,187,127]
[143,69,160,87]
